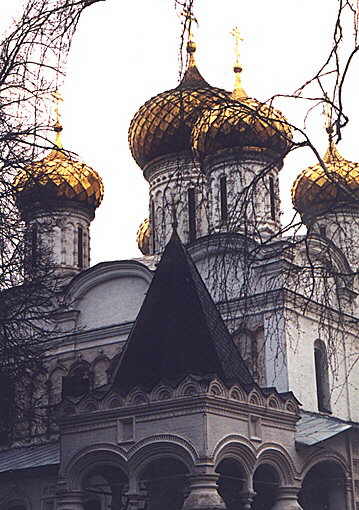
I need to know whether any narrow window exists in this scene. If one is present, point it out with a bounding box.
[220,175,228,223]
[314,340,331,413]
[188,188,196,242]
[151,200,156,252]
[269,176,276,221]
[77,226,83,269]
[31,223,38,263]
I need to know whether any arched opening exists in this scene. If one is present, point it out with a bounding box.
[77,225,84,269]
[314,339,331,413]
[252,464,279,510]
[268,176,276,221]
[83,465,128,510]
[220,175,228,224]
[298,461,346,510]
[216,458,246,510]
[62,361,91,398]
[140,457,189,510]
[188,187,196,242]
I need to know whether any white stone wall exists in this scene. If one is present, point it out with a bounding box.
[203,151,282,241]
[28,208,91,276]
[144,154,209,252]
[312,210,359,274]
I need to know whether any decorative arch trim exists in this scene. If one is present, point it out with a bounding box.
[62,443,128,491]
[255,444,299,486]
[300,449,349,479]
[66,261,153,302]
[127,435,199,476]
[213,435,257,476]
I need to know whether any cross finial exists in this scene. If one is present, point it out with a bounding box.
[51,90,63,148]
[322,98,333,137]
[180,6,198,60]
[51,90,63,127]
[231,26,244,68]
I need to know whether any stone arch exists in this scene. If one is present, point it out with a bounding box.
[299,457,347,510]
[63,444,128,491]
[255,445,298,486]
[213,435,257,479]
[300,450,349,480]
[128,436,198,478]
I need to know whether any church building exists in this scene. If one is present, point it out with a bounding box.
[1,23,359,510]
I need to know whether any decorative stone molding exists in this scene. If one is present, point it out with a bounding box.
[127,434,199,474]
[212,435,257,477]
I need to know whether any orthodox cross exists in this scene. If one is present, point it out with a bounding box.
[51,90,63,127]
[230,26,243,68]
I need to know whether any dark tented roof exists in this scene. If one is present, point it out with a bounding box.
[0,442,59,474]
[113,232,254,393]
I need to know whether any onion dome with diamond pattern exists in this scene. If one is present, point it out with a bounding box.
[292,143,359,219]
[191,65,293,162]
[128,40,229,169]
[14,123,104,217]
[136,218,150,255]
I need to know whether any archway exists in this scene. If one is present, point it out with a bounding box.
[216,458,247,510]
[82,465,128,510]
[252,464,279,510]
[298,461,346,510]
[139,457,189,510]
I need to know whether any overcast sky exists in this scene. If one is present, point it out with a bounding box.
[2,0,359,264]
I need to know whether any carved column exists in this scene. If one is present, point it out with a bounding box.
[183,472,225,510]
[239,490,256,510]
[56,490,85,510]
[270,487,303,510]
[125,493,147,510]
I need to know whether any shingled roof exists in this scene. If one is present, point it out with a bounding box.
[113,231,254,393]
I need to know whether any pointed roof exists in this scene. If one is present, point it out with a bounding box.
[113,232,254,394]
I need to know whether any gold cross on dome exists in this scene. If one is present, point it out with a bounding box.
[231,26,244,67]
[322,99,333,135]
[51,90,63,125]
[180,6,198,40]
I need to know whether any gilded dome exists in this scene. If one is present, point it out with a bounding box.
[136,218,150,255]
[192,69,293,160]
[292,143,359,218]
[128,42,229,169]
[14,126,104,214]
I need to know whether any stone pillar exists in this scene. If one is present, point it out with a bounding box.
[239,490,256,509]
[56,490,84,510]
[270,487,303,510]
[183,473,225,510]
[125,493,147,510]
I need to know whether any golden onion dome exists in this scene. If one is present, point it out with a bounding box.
[14,124,104,215]
[128,40,229,169]
[136,218,151,255]
[191,65,293,160]
[292,143,359,218]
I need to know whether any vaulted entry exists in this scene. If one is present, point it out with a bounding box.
[140,457,189,510]
[252,464,279,510]
[298,461,346,510]
[216,458,246,510]
[82,465,128,510]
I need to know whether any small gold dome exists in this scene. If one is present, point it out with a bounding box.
[14,128,104,214]
[292,143,359,218]
[128,43,229,169]
[136,218,151,255]
[192,70,292,160]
